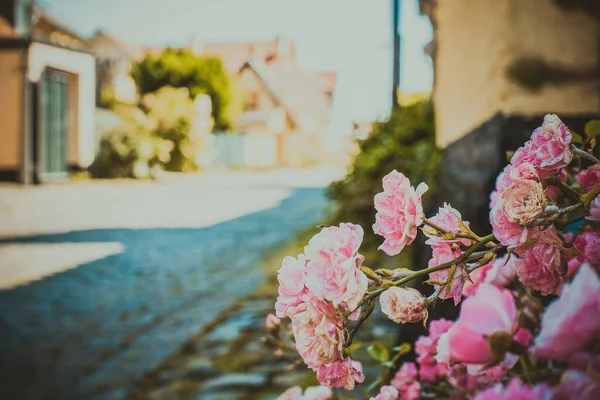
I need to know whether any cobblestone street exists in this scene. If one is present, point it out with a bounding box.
[0,167,345,399]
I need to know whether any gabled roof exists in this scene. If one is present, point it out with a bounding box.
[202,41,279,74]
[32,4,89,47]
[89,30,142,59]
[241,56,333,132]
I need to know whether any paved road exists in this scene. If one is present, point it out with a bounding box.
[0,167,342,399]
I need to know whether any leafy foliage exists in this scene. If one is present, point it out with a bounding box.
[328,101,442,268]
[141,87,202,172]
[90,106,168,178]
[131,48,233,130]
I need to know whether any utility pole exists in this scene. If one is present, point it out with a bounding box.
[391,0,401,110]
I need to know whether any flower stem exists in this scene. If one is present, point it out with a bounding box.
[345,299,375,349]
[353,234,497,312]
[572,144,600,164]
[391,234,496,287]
[422,218,478,241]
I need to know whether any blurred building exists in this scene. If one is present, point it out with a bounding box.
[88,30,140,105]
[93,35,338,168]
[202,37,338,168]
[419,0,600,233]
[0,0,95,184]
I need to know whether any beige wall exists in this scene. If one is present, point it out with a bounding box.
[28,43,96,168]
[433,0,600,148]
[0,50,23,170]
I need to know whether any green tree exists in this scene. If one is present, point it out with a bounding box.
[132,48,233,130]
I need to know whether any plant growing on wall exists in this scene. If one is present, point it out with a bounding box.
[328,101,441,269]
[266,114,600,399]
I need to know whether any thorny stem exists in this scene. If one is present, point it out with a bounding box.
[352,234,497,312]
[345,299,375,349]
[572,144,600,164]
[534,203,583,228]
[390,234,496,287]
[422,218,480,241]
[551,178,581,203]
[427,255,498,303]
[466,244,503,261]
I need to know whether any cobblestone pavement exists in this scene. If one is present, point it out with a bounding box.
[0,167,345,399]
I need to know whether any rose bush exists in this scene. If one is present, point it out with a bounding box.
[268,114,600,399]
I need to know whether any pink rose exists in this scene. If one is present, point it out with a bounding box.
[373,170,428,256]
[415,319,454,381]
[484,255,517,287]
[265,313,281,331]
[553,370,600,400]
[501,179,546,226]
[445,284,517,365]
[391,362,421,400]
[508,162,539,182]
[490,202,527,248]
[490,163,539,209]
[277,387,303,400]
[511,142,538,168]
[533,263,600,361]
[303,386,333,400]
[574,230,600,268]
[462,261,493,297]
[577,164,600,191]
[473,378,551,400]
[514,226,565,295]
[316,358,365,390]
[304,223,363,265]
[304,223,368,310]
[529,113,573,170]
[380,287,428,324]
[277,386,332,400]
[276,254,308,318]
[587,194,600,222]
[463,256,522,302]
[290,298,345,370]
[370,385,399,400]
[424,203,471,246]
[428,244,465,305]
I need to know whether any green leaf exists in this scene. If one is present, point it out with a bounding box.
[584,120,600,137]
[444,264,458,298]
[392,342,412,356]
[367,342,390,363]
[347,340,364,353]
[571,130,584,145]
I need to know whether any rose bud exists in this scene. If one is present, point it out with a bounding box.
[380,287,428,324]
[265,313,282,331]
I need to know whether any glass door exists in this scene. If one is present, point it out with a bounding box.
[39,69,69,180]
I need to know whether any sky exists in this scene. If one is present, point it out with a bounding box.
[42,0,433,126]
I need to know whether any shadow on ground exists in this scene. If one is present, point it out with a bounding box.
[0,187,329,399]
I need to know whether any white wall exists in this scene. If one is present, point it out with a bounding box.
[28,43,96,167]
